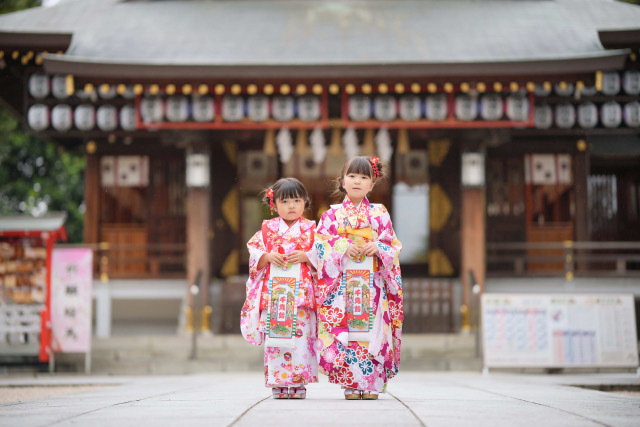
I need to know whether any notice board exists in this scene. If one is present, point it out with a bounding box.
[482,294,639,368]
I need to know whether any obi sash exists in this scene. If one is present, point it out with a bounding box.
[265,262,300,349]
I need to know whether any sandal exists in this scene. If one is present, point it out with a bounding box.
[288,386,306,399]
[272,387,289,399]
[344,388,362,400]
[362,390,379,400]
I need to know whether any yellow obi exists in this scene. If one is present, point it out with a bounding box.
[341,227,378,271]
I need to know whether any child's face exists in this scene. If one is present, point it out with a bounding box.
[275,196,305,225]
[342,172,374,202]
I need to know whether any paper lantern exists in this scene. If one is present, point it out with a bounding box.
[506,93,529,121]
[373,95,397,121]
[165,95,189,122]
[98,84,117,99]
[601,72,620,96]
[74,104,95,131]
[398,95,422,121]
[75,86,93,99]
[622,70,640,95]
[28,72,50,99]
[297,95,321,122]
[51,75,69,100]
[454,94,478,121]
[51,104,73,131]
[534,104,553,129]
[192,94,215,122]
[533,83,551,97]
[554,82,574,97]
[27,104,49,131]
[480,93,503,120]
[121,85,136,99]
[348,95,371,121]
[580,85,597,97]
[186,153,210,187]
[601,101,622,128]
[97,105,118,131]
[247,95,269,122]
[272,96,295,122]
[461,152,485,187]
[140,96,163,123]
[554,103,575,129]
[623,101,640,128]
[221,95,245,122]
[577,102,598,129]
[425,93,448,121]
[119,105,137,131]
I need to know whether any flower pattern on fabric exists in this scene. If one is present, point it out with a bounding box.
[315,197,403,393]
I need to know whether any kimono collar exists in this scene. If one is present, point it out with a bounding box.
[341,196,371,228]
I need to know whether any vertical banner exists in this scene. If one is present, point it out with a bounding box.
[265,263,300,349]
[51,249,93,353]
[344,256,374,342]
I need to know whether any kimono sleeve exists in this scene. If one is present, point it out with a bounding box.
[372,204,403,294]
[247,229,268,280]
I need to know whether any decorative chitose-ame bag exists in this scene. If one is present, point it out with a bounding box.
[265,262,300,349]
[344,255,374,342]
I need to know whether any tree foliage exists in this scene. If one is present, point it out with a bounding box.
[0,107,85,242]
[0,0,40,15]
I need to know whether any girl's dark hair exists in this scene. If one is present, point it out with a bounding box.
[333,156,386,196]
[263,177,311,211]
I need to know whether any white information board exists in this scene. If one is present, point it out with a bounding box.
[482,294,638,368]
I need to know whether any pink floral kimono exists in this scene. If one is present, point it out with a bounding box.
[240,217,319,388]
[314,197,403,393]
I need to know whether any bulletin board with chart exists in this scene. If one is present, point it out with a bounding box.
[481,294,639,369]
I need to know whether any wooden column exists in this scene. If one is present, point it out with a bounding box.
[461,187,486,331]
[574,143,590,242]
[83,153,100,244]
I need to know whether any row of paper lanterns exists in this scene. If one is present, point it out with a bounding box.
[534,101,640,129]
[533,71,640,97]
[140,94,322,123]
[27,104,136,132]
[27,72,132,100]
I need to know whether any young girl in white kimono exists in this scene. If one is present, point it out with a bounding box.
[314,156,403,400]
[240,178,318,399]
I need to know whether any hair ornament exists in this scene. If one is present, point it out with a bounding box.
[370,156,380,179]
[266,188,275,214]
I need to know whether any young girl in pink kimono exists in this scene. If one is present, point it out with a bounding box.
[315,156,403,400]
[241,178,318,399]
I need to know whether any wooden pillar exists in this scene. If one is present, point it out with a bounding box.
[461,186,486,332]
[574,142,590,242]
[83,153,100,244]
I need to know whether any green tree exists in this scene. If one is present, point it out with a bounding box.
[0,107,85,242]
[0,0,40,15]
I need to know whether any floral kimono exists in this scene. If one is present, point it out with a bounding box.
[314,197,403,393]
[241,217,319,388]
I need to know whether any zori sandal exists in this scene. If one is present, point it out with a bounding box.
[272,387,289,399]
[344,388,362,400]
[288,386,306,399]
[362,390,379,400]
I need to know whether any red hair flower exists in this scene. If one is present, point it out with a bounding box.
[369,156,380,179]
[266,188,275,214]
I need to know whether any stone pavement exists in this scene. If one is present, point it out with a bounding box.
[1,372,639,427]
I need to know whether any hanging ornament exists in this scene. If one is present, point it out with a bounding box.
[310,127,326,164]
[343,127,359,160]
[276,127,294,163]
[375,127,393,163]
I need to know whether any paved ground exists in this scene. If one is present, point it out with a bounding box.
[0,372,639,427]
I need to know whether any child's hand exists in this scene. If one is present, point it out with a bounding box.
[287,250,309,265]
[266,252,287,268]
[361,242,380,257]
[344,244,361,259]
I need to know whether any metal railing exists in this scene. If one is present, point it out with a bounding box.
[487,241,640,278]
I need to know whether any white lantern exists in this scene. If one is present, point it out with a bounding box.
[192,94,215,122]
[506,93,529,121]
[121,85,136,99]
[51,75,70,99]
[554,103,575,129]
[398,95,421,121]
[119,105,137,131]
[461,152,485,187]
[533,83,551,97]
[577,102,598,129]
[622,70,640,95]
[221,95,245,122]
[75,86,94,99]
[425,93,448,121]
[373,95,397,121]
[297,95,321,122]
[600,101,622,128]
[28,72,50,99]
[480,93,503,121]
[601,72,621,96]
[534,104,553,129]
[98,84,117,99]
[580,85,597,97]
[140,96,163,123]
[624,101,640,128]
[27,104,49,131]
[97,105,118,131]
[554,83,574,97]
[272,96,295,122]
[246,95,269,122]
[165,95,189,122]
[348,95,371,121]
[455,94,478,121]
[186,153,210,187]
[74,104,95,131]
[51,104,73,131]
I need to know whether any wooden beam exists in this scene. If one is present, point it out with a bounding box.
[83,154,100,244]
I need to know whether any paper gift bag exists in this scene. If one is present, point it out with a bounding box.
[265,262,300,349]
